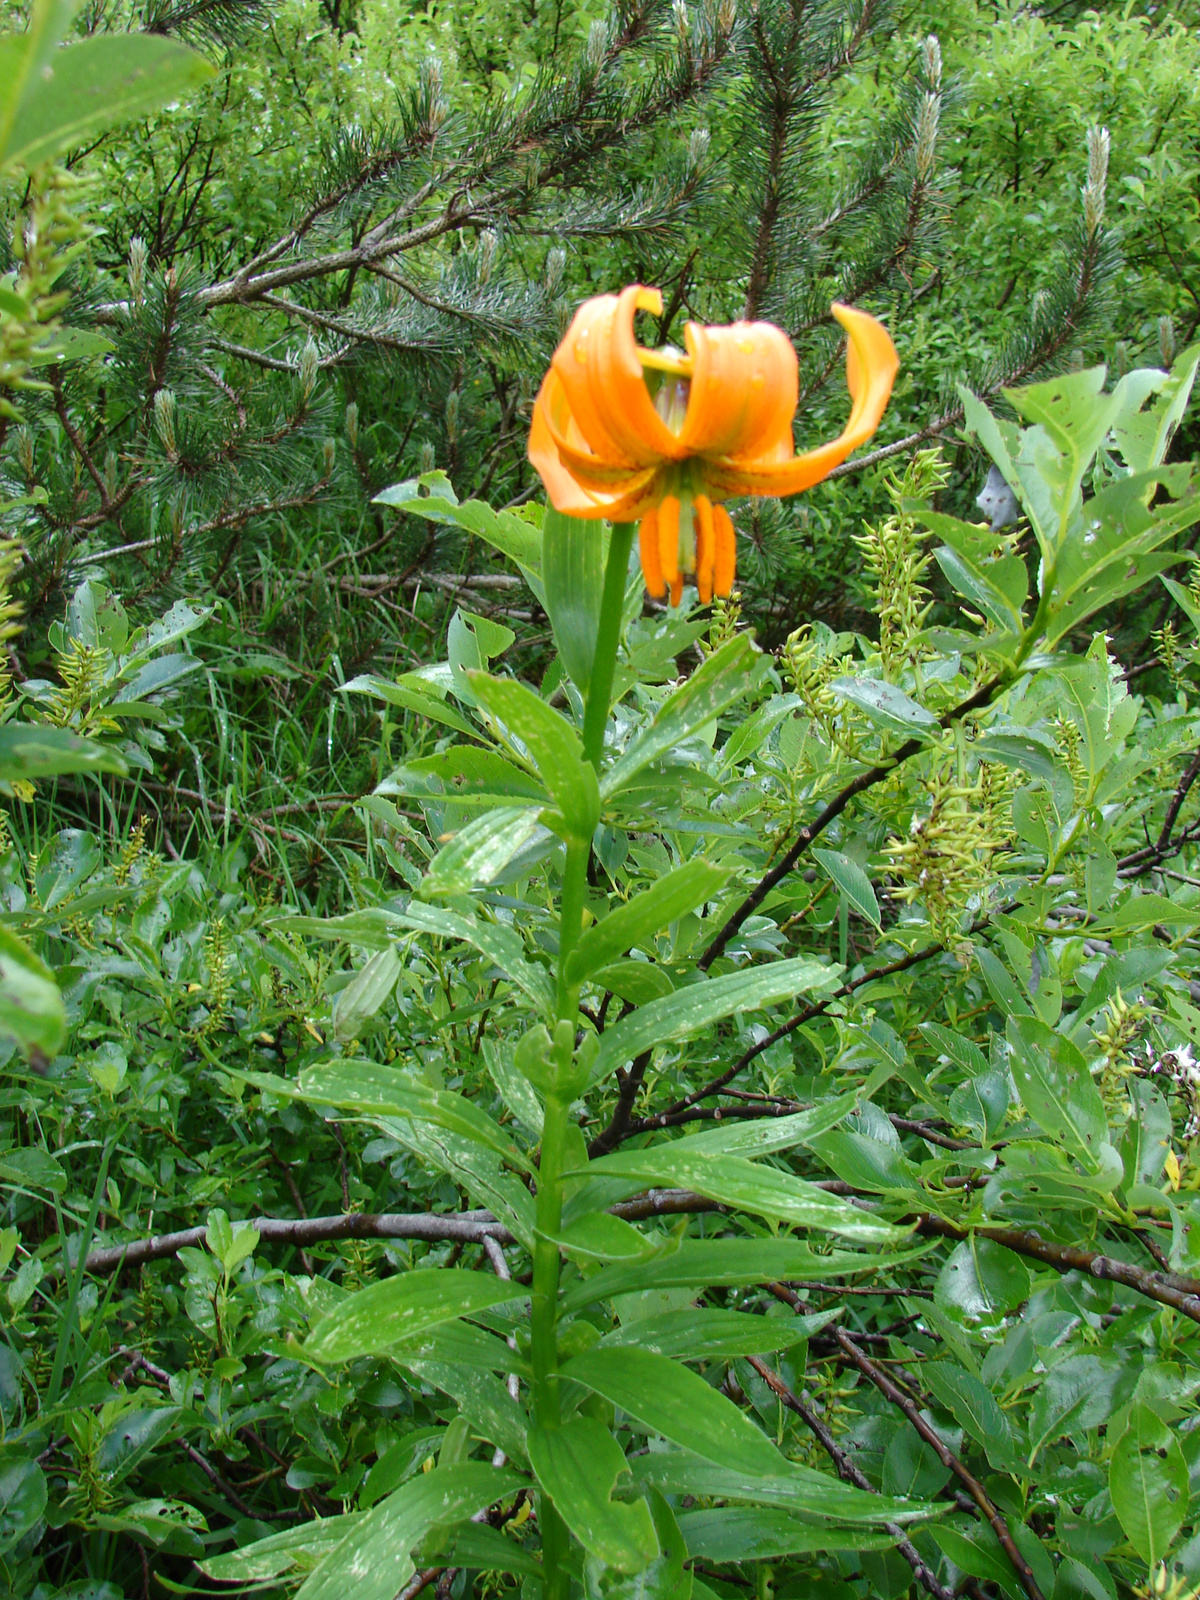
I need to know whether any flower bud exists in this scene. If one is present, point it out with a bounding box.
[153,389,177,455]
[128,236,147,307]
[1082,125,1110,238]
[298,337,319,401]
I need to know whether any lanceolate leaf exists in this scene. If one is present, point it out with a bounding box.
[602,635,764,797]
[679,1509,898,1561]
[1108,1405,1190,1566]
[635,1454,936,1525]
[567,859,730,983]
[294,1464,523,1600]
[528,1417,659,1573]
[304,1270,526,1364]
[3,28,214,171]
[561,1239,932,1314]
[577,1147,905,1242]
[592,957,839,1080]
[560,1348,786,1476]
[600,1307,840,1361]
[811,848,881,927]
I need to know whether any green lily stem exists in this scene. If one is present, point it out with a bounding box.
[531,519,635,1600]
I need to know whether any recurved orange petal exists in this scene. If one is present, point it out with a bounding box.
[706,304,899,497]
[680,319,798,461]
[530,376,662,518]
[551,286,686,470]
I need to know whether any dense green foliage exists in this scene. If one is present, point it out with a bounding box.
[5,1,1200,1599]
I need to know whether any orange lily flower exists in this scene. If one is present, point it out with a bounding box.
[528,286,899,605]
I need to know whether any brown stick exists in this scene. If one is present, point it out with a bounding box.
[913,1214,1200,1322]
[743,1354,956,1600]
[831,1328,1047,1600]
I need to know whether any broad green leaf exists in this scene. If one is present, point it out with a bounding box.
[679,1091,858,1157]
[812,848,880,927]
[0,1458,46,1557]
[1006,1015,1108,1170]
[4,33,214,171]
[377,1116,536,1249]
[331,946,401,1043]
[97,1407,183,1485]
[1103,892,1200,931]
[1113,347,1200,472]
[602,635,764,798]
[380,901,555,1012]
[0,723,128,783]
[830,676,938,739]
[1109,1405,1189,1566]
[567,860,729,983]
[1043,468,1200,648]
[590,959,676,1006]
[379,748,547,809]
[600,1307,839,1361]
[304,1269,525,1363]
[561,1347,785,1477]
[468,671,599,841]
[200,1517,360,1583]
[270,902,554,1012]
[636,1452,935,1524]
[0,0,78,166]
[717,694,803,770]
[928,1523,1019,1589]
[483,1038,544,1136]
[528,1417,659,1574]
[806,1130,923,1196]
[399,1360,528,1465]
[920,1022,988,1076]
[295,1463,523,1600]
[958,389,1033,541]
[934,1238,1031,1326]
[1028,1353,1131,1460]
[975,946,1032,1018]
[422,1520,541,1577]
[390,1320,530,1378]
[934,545,1026,634]
[584,1489,690,1600]
[923,1364,1016,1469]
[1005,367,1117,539]
[946,1069,1010,1146]
[237,1062,533,1173]
[679,1508,897,1561]
[592,956,839,1080]
[0,925,66,1060]
[342,673,478,737]
[419,806,544,898]
[551,1212,656,1262]
[972,729,1058,783]
[561,1238,932,1314]
[542,507,606,691]
[373,477,543,593]
[577,1147,905,1242]
[1119,1081,1171,1189]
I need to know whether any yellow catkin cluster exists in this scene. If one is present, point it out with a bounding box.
[884,763,1011,942]
[852,448,949,679]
